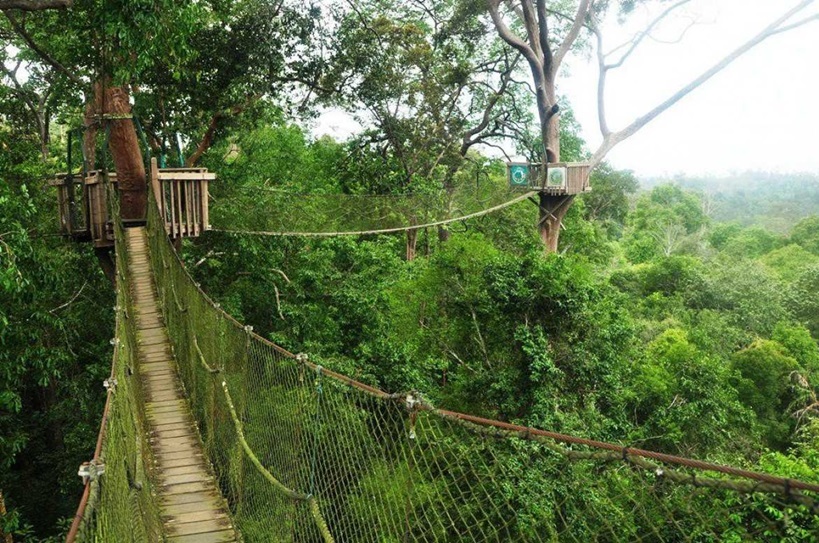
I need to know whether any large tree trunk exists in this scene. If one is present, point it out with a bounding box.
[537,79,566,251]
[83,79,146,222]
[538,194,573,252]
[406,228,418,261]
[106,86,146,221]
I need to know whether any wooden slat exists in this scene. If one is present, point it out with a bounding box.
[151,158,163,214]
[166,530,235,543]
[176,180,184,237]
[165,518,232,537]
[186,179,193,236]
[193,180,200,236]
[168,180,178,238]
[201,179,209,231]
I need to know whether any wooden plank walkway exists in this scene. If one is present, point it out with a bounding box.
[126,227,239,543]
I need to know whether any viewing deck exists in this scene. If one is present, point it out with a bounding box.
[52,159,214,248]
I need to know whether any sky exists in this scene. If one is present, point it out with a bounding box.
[314,0,819,179]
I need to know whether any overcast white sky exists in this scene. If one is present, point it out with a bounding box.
[315,0,819,178]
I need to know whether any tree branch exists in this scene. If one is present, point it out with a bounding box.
[461,52,520,155]
[3,12,83,87]
[769,12,819,35]
[186,94,263,166]
[552,0,591,75]
[0,0,70,10]
[590,0,819,167]
[0,61,39,119]
[592,23,610,137]
[487,0,542,72]
[516,0,542,60]
[606,0,691,70]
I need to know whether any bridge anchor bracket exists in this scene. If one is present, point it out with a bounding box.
[103,377,118,393]
[78,460,105,484]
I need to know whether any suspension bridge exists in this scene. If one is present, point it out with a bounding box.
[62,170,819,542]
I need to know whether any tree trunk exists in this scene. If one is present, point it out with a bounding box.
[95,248,116,285]
[437,226,450,242]
[106,86,146,221]
[535,74,567,252]
[406,229,418,261]
[83,79,146,222]
[538,194,573,253]
[82,84,100,169]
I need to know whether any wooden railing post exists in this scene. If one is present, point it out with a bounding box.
[150,158,162,226]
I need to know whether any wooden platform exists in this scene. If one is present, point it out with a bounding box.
[126,227,238,543]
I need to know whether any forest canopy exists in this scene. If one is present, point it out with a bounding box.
[1,0,818,540]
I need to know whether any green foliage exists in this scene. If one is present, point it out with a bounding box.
[0,129,112,539]
[623,184,707,263]
[630,328,751,455]
[320,0,533,193]
[760,244,819,282]
[790,215,819,255]
[720,226,782,258]
[580,163,639,230]
[699,261,790,338]
[772,321,819,376]
[789,264,819,338]
[731,340,800,448]
[207,124,345,193]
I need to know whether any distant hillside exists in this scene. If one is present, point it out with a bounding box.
[640,172,819,233]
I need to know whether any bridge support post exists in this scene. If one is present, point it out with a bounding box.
[95,247,116,286]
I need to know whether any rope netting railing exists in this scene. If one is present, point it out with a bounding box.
[66,188,162,543]
[209,182,534,237]
[144,194,819,541]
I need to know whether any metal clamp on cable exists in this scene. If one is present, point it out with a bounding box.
[103,377,117,393]
[405,393,417,411]
[295,353,309,365]
[78,460,105,484]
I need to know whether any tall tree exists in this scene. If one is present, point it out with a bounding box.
[486,0,819,251]
[321,0,533,256]
[1,0,321,223]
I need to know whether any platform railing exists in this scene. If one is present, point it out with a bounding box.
[51,160,214,248]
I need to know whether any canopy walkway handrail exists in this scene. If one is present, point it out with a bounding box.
[209,190,538,237]
[65,337,117,543]
[153,200,819,499]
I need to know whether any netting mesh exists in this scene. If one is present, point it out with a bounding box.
[69,185,162,543]
[211,183,532,235]
[141,193,819,541]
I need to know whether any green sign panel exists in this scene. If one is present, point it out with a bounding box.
[546,166,566,188]
[508,163,530,187]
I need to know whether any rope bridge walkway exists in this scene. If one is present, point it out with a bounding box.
[127,227,237,542]
[68,194,819,542]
